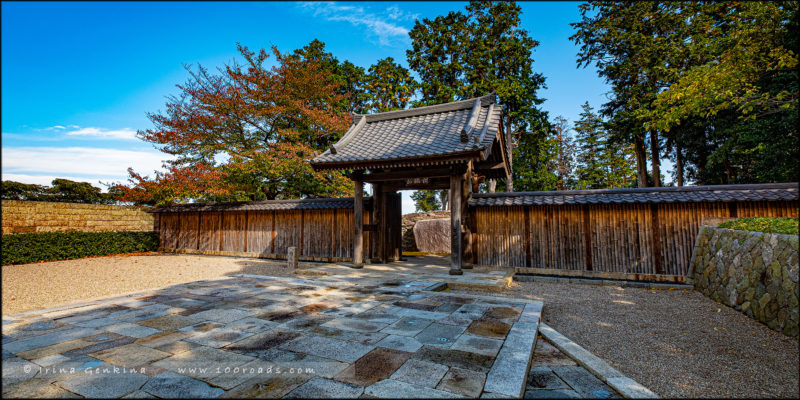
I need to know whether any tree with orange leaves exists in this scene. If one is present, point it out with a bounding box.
[115,44,353,205]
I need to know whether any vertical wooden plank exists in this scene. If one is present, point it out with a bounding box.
[332,208,337,259]
[271,211,276,254]
[247,212,271,255]
[450,174,463,274]
[651,204,663,275]
[300,210,305,256]
[178,212,199,250]
[243,211,249,253]
[583,205,592,271]
[524,206,531,268]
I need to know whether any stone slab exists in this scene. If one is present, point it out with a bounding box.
[412,346,495,373]
[4,327,101,354]
[389,359,449,388]
[376,335,423,353]
[56,367,149,398]
[528,366,570,390]
[2,357,40,385]
[335,347,412,386]
[2,378,82,398]
[286,376,364,398]
[525,389,581,398]
[451,333,503,357]
[415,323,466,348]
[551,366,619,399]
[436,367,486,397]
[364,378,460,398]
[140,371,224,398]
[183,328,254,349]
[224,317,278,333]
[151,346,256,380]
[105,323,161,339]
[381,317,434,336]
[219,373,313,398]
[32,354,70,368]
[90,344,171,369]
[137,315,197,330]
[321,317,388,333]
[187,309,255,324]
[279,335,373,363]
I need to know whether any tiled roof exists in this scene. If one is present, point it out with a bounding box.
[149,197,372,213]
[311,94,503,170]
[469,183,799,207]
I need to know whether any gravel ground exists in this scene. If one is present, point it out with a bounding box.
[1,253,296,315]
[457,280,799,399]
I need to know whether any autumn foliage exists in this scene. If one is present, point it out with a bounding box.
[116,45,353,205]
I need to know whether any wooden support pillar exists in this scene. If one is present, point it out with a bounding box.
[450,173,463,275]
[353,179,364,268]
[461,165,473,268]
[373,183,385,263]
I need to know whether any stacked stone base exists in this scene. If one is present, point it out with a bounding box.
[691,227,799,338]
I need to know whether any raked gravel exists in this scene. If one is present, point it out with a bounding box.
[2,253,297,315]
[457,280,799,399]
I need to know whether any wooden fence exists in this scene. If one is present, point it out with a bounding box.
[471,200,797,282]
[152,184,797,282]
[154,199,373,262]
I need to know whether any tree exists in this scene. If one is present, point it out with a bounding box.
[48,179,107,204]
[572,103,637,189]
[573,2,798,186]
[407,1,549,191]
[290,39,369,114]
[573,103,606,189]
[364,57,416,112]
[513,116,576,191]
[2,179,118,204]
[411,190,442,212]
[1,181,47,201]
[647,2,798,131]
[116,43,353,205]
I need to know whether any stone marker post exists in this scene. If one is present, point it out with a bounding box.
[287,246,298,269]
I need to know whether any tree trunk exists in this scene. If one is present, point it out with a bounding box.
[634,135,648,187]
[440,190,448,211]
[649,130,661,187]
[676,146,684,187]
[504,116,514,192]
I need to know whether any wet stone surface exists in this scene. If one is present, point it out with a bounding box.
[2,273,548,398]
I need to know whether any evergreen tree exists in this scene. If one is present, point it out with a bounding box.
[364,57,416,113]
[407,1,549,191]
[411,190,442,212]
[573,103,606,189]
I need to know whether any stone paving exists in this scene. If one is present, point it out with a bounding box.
[2,271,541,398]
[525,338,620,399]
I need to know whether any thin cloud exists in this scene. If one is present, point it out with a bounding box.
[1,146,171,184]
[62,126,139,140]
[299,2,411,46]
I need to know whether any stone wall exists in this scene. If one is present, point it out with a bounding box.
[401,210,450,251]
[690,226,799,338]
[1,200,155,234]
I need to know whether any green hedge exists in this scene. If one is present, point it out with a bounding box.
[718,217,799,235]
[2,231,159,266]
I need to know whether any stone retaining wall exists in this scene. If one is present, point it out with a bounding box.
[401,210,450,251]
[690,226,799,338]
[1,200,155,234]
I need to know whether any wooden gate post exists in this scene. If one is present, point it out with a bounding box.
[353,178,364,268]
[450,173,463,275]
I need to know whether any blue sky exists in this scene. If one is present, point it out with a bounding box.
[2,1,625,213]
